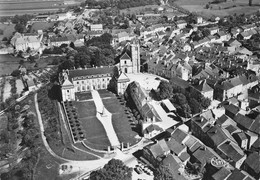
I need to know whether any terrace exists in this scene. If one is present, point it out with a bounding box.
[63,90,140,151]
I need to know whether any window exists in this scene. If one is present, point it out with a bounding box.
[82,81,84,84]
[103,78,105,81]
[125,60,127,64]
[125,68,127,73]
[77,82,79,84]
[67,90,69,93]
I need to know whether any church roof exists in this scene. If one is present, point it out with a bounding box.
[118,72,130,83]
[120,52,131,60]
[62,79,74,88]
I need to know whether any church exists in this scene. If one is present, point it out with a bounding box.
[60,42,141,101]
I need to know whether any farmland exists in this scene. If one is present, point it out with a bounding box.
[175,0,260,17]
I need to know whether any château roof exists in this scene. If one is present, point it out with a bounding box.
[68,66,114,80]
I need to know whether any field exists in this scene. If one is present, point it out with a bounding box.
[119,5,160,15]
[0,1,63,10]
[175,0,260,17]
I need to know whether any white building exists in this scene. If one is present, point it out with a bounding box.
[60,66,115,101]
[14,35,42,52]
[90,24,103,31]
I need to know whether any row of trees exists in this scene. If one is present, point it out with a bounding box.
[37,84,61,146]
[84,0,160,9]
[1,93,42,179]
[155,80,211,117]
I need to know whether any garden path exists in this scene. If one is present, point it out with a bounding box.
[91,90,120,147]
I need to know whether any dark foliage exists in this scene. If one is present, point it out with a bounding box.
[90,159,133,180]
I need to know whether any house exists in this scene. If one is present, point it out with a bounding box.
[191,146,215,167]
[233,132,248,150]
[118,42,140,74]
[214,80,237,101]
[90,24,103,31]
[227,169,246,180]
[196,16,203,24]
[50,36,70,47]
[175,20,187,29]
[206,125,230,148]
[229,76,243,96]
[212,167,231,180]
[225,39,241,53]
[22,73,38,92]
[143,139,170,167]
[60,66,115,101]
[208,27,219,35]
[142,124,163,138]
[162,154,186,180]
[193,79,214,100]
[15,35,42,52]
[216,114,237,127]
[114,31,130,43]
[161,99,176,113]
[233,113,254,131]
[224,104,240,119]
[217,141,246,169]
[216,31,230,42]
[245,131,258,150]
[167,138,186,157]
[242,152,260,179]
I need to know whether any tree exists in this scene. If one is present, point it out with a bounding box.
[154,164,175,180]
[156,81,173,100]
[89,159,133,180]
[249,0,253,6]
[188,98,202,114]
[11,69,21,77]
[15,23,25,33]
[185,162,205,177]
[69,42,75,49]
[58,60,75,71]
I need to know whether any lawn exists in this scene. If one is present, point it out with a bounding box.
[75,92,93,101]
[74,101,111,151]
[98,89,115,99]
[0,24,15,40]
[0,55,21,76]
[30,22,55,33]
[101,91,139,146]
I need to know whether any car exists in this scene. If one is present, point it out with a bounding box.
[135,167,144,174]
